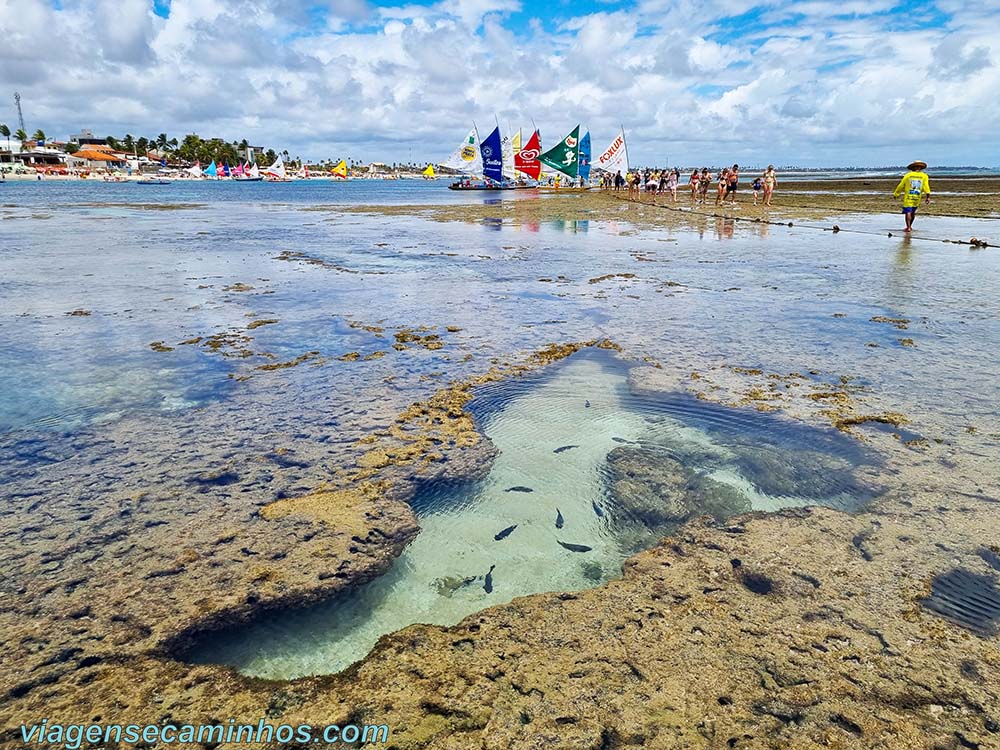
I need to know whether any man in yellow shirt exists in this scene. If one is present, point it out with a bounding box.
[893,160,931,232]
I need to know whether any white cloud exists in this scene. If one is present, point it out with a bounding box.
[0,0,997,165]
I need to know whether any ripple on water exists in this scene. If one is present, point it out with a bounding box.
[186,349,883,678]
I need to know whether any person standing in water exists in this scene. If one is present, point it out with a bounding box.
[893,160,931,232]
[762,165,777,206]
[666,168,680,203]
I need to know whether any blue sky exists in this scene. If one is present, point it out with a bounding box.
[3,0,998,165]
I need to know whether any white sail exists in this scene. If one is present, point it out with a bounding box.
[441,128,482,174]
[248,163,260,179]
[501,128,516,179]
[187,163,203,178]
[595,128,629,174]
[265,156,286,179]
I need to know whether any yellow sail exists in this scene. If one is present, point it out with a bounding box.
[332,160,348,178]
[422,164,435,177]
[512,129,522,153]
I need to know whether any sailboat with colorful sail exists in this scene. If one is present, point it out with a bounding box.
[447,124,510,190]
[264,156,291,182]
[579,131,591,182]
[331,160,348,179]
[538,125,580,180]
[594,127,629,175]
[514,129,542,180]
[441,127,483,175]
[233,161,263,181]
[204,160,219,179]
[422,164,436,179]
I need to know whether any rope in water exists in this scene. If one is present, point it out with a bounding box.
[601,191,996,248]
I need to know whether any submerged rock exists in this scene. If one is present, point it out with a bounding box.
[605,445,750,527]
[727,437,874,501]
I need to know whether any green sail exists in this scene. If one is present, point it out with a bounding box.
[537,125,580,178]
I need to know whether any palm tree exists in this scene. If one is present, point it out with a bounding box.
[32,129,46,146]
[123,134,135,154]
[0,124,9,152]
[15,129,28,150]
[156,133,169,151]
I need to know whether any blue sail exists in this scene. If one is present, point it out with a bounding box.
[480,127,503,183]
[579,131,591,181]
[205,160,218,178]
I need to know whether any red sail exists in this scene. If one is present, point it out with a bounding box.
[515,130,541,180]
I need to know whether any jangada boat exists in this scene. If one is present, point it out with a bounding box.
[439,121,607,189]
[449,179,514,191]
[233,163,263,181]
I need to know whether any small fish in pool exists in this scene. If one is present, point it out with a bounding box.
[494,524,518,541]
[558,541,593,553]
[555,508,564,529]
[611,436,634,444]
[592,501,605,518]
[553,445,579,454]
[585,400,591,408]
[504,486,534,493]
[484,564,496,593]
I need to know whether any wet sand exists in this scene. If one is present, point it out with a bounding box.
[321,177,1000,248]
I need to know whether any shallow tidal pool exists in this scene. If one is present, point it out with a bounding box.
[190,349,879,678]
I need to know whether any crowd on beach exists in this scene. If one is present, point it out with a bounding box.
[602,164,779,207]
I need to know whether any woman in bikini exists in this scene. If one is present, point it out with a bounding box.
[762,165,777,206]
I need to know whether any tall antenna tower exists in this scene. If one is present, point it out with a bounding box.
[14,92,25,132]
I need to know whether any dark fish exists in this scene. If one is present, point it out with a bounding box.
[555,508,564,529]
[611,436,633,444]
[592,501,605,518]
[484,564,496,593]
[505,486,534,493]
[558,541,593,553]
[585,400,591,408]
[494,524,517,541]
[553,445,579,454]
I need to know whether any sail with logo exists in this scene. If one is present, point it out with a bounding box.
[538,125,580,178]
[515,130,542,180]
[442,128,483,174]
[479,126,504,184]
[595,127,629,175]
[579,131,591,181]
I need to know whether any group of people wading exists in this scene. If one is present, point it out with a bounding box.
[604,164,779,207]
